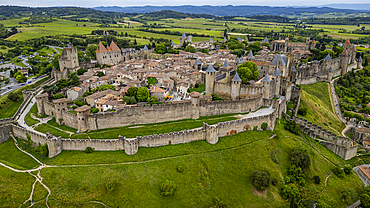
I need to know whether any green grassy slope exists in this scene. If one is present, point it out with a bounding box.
[300,82,345,135]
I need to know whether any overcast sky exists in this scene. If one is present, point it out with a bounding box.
[0,0,366,7]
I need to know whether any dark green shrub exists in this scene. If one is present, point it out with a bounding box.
[35,143,48,157]
[261,122,268,130]
[341,187,357,205]
[297,106,308,116]
[106,181,116,192]
[177,165,184,172]
[253,126,258,131]
[271,178,278,186]
[53,93,65,99]
[7,91,20,101]
[251,170,270,191]
[160,180,176,196]
[212,196,227,208]
[313,175,321,184]
[290,148,311,170]
[85,147,93,153]
[333,166,344,178]
[344,166,352,174]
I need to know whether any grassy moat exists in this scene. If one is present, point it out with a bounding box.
[0,122,364,207]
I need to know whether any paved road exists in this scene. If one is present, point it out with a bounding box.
[48,45,62,54]
[0,75,47,97]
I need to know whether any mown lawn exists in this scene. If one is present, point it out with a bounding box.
[24,104,39,126]
[300,82,345,135]
[47,117,77,133]
[0,139,40,170]
[71,113,238,139]
[34,124,70,138]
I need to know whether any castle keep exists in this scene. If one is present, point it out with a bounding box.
[96,41,123,65]
[52,43,79,81]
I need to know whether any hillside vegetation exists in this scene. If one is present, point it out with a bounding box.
[0,123,363,207]
[299,82,345,135]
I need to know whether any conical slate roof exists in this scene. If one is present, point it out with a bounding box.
[261,74,271,82]
[194,58,202,65]
[143,45,148,50]
[171,41,176,45]
[238,36,242,41]
[240,56,246,63]
[222,59,231,69]
[359,56,363,62]
[328,67,333,72]
[235,57,241,64]
[273,67,282,76]
[247,50,254,59]
[232,71,242,82]
[291,66,297,71]
[324,54,331,61]
[270,54,286,66]
[181,32,186,39]
[206,64,216,73]
[223,37,227,41]
[209,37,213,42]
[263,37,269,42]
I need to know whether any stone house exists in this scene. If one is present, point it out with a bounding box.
[84,89,121,107]
[67,86,87,101]
[150,86,166,101]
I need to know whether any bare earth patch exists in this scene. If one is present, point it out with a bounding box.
[252,187,267,196]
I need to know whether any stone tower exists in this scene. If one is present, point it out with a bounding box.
[339,50,350,75]
[343,39,351,50]
[75,105,91,132]
[327,67,334,81]
[53,98,68,125]
[124,137,139,155]
[205,64,217,95]
[180,32,187,46]
[358,56,363,69]
[58,43,79,72]
[311,40,316,49]
[305,37,310,51]
[273,67,282,97]
[231,71,241,100]
[204,122,219,144]
[35,93,48,116]
[193,58,202,70]
[261,74,271,99]
[190,91,201,119]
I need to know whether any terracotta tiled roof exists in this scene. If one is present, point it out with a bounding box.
[96,42,107,53]
[75,105,91,112]
[344,39,351,45]
[110,41,121,51]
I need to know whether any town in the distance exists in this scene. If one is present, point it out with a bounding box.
[1,5,370,208]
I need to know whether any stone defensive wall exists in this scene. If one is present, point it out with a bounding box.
[295,76,318,85]
[1,104,278,158]
[287,115,357,160]
[199,95,263,116]
[38,94,266,132]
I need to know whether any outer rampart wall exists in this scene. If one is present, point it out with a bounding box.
[296,76,317,85]
[290,115,357,160]
[61,111,78,129]
[11,124,48,145]
[62,138,124,151]
[0,124,11,143]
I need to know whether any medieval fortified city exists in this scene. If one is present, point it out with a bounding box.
[1,3,370,208]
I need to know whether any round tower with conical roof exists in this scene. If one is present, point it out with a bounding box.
[261,74,271,99]
[231,71,242,100]
[273,67,282,97]
[205,64,217,95]
[357,56,363,69]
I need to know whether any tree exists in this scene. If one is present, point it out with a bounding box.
[262,42,270,48]
[333,166,344,178]
[290,148,311,170]
[280,184,301,205]
[42,84,58,98]
[184,45,196,53]
[7,91,20,101]
[77,68,87,75]
[97,71,105,77]
[15,73,27,83]
[236,61,259,84]
[313,175,321,184]
[160,180,176,196]
[86,45,97,59]
[247,42,262,52]
[297,105,307,116]
[362,194,370,208]
[251,170,270,191]
[147,77,158,86]
[106,181,116,192]
[52,54,60,70]
[123,96,137,105]
[53,93,65,99]
[91,108,99,113]
[69,75,80,86]
[231,49,245,57]
[126,87,138,97]
[147,95,158,104]
[136,87,150,102]
[261,122,268,130]
[57,79,69,89]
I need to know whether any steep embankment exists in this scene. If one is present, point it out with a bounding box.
[0,123,363,207]
[299,82,345,135]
